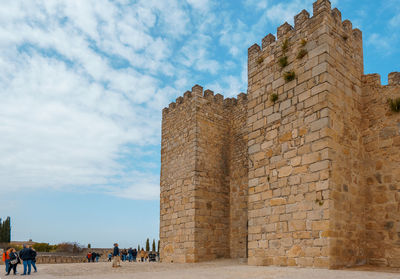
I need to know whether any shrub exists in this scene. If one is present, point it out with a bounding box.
[32,243,56,252]
[278,56,288,68]
[257,57,264,64]
[300,38,307,47]
[389,98,400,112]
[270,93,278,103]
[283,71,296,82]
[297,49,308,59]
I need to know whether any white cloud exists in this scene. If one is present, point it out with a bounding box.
[244,0,269,10]
[107,172,160,200]
[390,13,400,27]
[367,33,392,54]
[0,0,178,200]
[186,0,212,12]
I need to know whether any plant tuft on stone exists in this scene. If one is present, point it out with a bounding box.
[315,199,324,206]
[388,98,400,112]
[257,56,264,64]
[283,71,296,82]
[270,93,278,103]
[278,56,288,68]
[300,38,307,47]
[281,39,289,52]
[297,49,308,59]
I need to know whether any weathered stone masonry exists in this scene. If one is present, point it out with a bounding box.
[160,0,400,268]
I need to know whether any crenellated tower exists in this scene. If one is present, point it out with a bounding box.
[246,0,366,268]
[160,0,400,269]
[160,85,248,263]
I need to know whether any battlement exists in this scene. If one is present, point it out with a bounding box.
[362,72,400,87]
[248,0,362,60]
[388,72,400,85]
[162,85,247,116]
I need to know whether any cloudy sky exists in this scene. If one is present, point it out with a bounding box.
[0,0,399,248]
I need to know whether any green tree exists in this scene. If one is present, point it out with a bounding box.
[145,238,150,251]
[0,217,11,243]
[5,217,11,242]
[157,240,160,253]
[152,239,156,251]
[138,245,140,251]
[88,243,91,249]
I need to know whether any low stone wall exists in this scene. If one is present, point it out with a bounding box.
[36,255,87,264]
[0,255,88,265]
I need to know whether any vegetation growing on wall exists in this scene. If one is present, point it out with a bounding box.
[388,98,400,112]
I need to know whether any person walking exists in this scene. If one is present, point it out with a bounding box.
[140,248,146,262]
[19,244,32,275]
[132,248,137,262]
[6,248,19,276]
[128,248,133,262]
[30,246,37,273]
[91,252,96,263]
[2,247,11,274]
[112,243,120,268]
[86,252,92,263]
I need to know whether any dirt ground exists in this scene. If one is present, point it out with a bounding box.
[4,259,400,279]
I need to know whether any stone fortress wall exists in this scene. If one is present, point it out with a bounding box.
[160,86,248,263]
[160,0,400,269]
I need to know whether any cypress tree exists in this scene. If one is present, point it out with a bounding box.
[0,217,11,242]
[157,240,160,253]
[0,218,3,242]
[152,239,156,251]
[5,217,11,242]
[145,238,150,251]
[138,244,140,251]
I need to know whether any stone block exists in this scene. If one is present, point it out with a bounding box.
[278,166,293,177]
[312,220,329,231]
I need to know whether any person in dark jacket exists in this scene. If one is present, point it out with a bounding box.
[112,243,120,268]
[19,244,32,275]
[91,252,96,262]
[128,248,133,262]
[30,246,37,273]
[132,248,137,262]
[6,248,19,276]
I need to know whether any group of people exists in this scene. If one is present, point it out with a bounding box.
[2,244,37,276]
[86,251,101,262]
[110,243,155,268]
[109,248,138,262]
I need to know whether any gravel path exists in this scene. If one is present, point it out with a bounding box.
[5,259,400,279]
